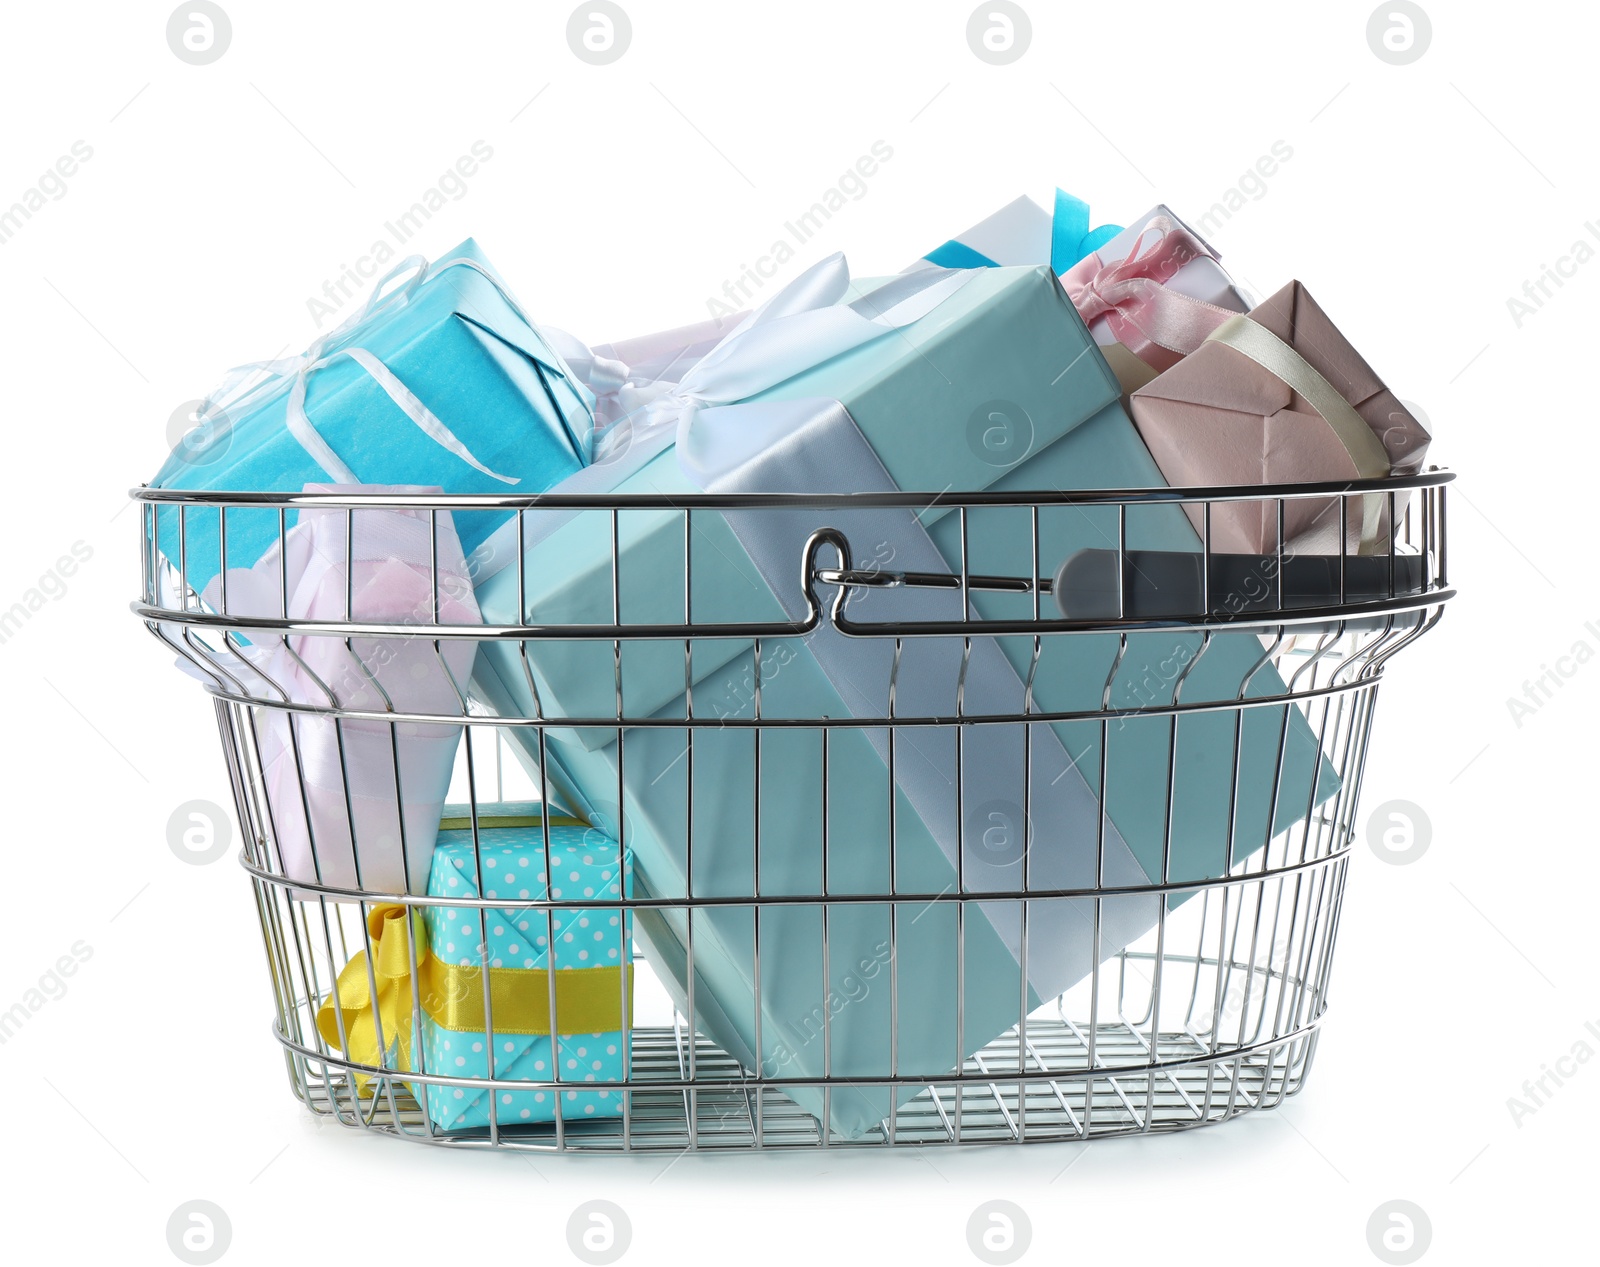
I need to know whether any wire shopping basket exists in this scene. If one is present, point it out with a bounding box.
[133,471,1452,1152]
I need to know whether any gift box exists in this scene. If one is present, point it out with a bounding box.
[915,193,1251,396]
[1058,206,1251,394]
[170,486,480,897]
[468,258,1336,1138]
[150,240,594,599]
[417,809,632,1131]
[315,804,632,1132]
[1129,280,1432,555]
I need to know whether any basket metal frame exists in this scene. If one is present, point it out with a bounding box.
[133,471,1453,1151]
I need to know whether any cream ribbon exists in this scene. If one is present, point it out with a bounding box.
[1204,314,1390,554]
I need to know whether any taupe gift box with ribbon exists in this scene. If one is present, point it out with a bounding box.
[1128,281,1431,555]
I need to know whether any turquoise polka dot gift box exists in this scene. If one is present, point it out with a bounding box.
[416,805,632,1132]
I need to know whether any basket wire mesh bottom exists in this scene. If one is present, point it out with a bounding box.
[288,1016,1317,1152]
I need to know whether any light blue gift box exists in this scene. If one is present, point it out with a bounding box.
[149,238,593,598]
[414,806,631,1133]
[470,265,1336,1137]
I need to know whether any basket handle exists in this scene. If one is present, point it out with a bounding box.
[801,528,856,631]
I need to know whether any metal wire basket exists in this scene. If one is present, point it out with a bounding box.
[133,471,1452,1152]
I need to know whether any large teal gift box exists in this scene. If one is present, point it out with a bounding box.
[415,806,632,1132]
[469,262,1336,1138]
[149,239,594,598]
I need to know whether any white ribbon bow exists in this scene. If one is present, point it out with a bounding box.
[465,254,977,584]
[550,254,974,493]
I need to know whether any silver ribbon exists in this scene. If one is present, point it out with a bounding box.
[479,253,1161,998]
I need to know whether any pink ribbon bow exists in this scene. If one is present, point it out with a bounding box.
[1062,217,1240,373]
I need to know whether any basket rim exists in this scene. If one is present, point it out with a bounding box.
[130,468,1454,511]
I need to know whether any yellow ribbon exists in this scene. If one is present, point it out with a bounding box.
[315,884,632,1085]
[315,903,427,1090]
[436,813,588,830]
[419,954,632,1035]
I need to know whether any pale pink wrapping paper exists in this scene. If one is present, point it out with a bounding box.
[195,485,481,896]
[1129,281,1431,555]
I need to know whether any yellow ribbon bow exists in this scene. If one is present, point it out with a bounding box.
[314,905,635,1092]
[315,903,426,1090]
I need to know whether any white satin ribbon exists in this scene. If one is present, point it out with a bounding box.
[483,253,1156,997]
[702,404,1157,998]
[469,254,978,580]
[472,254,1165,997]
[541,326,683,438]
[597,254,972,483]
[198,253,558,486]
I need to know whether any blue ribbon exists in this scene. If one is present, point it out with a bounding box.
[923,239,1000,270]
[1050,189,1123,274]
[922,190,1122,273]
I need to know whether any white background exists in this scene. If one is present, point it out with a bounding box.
[0,0,1593,1263]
